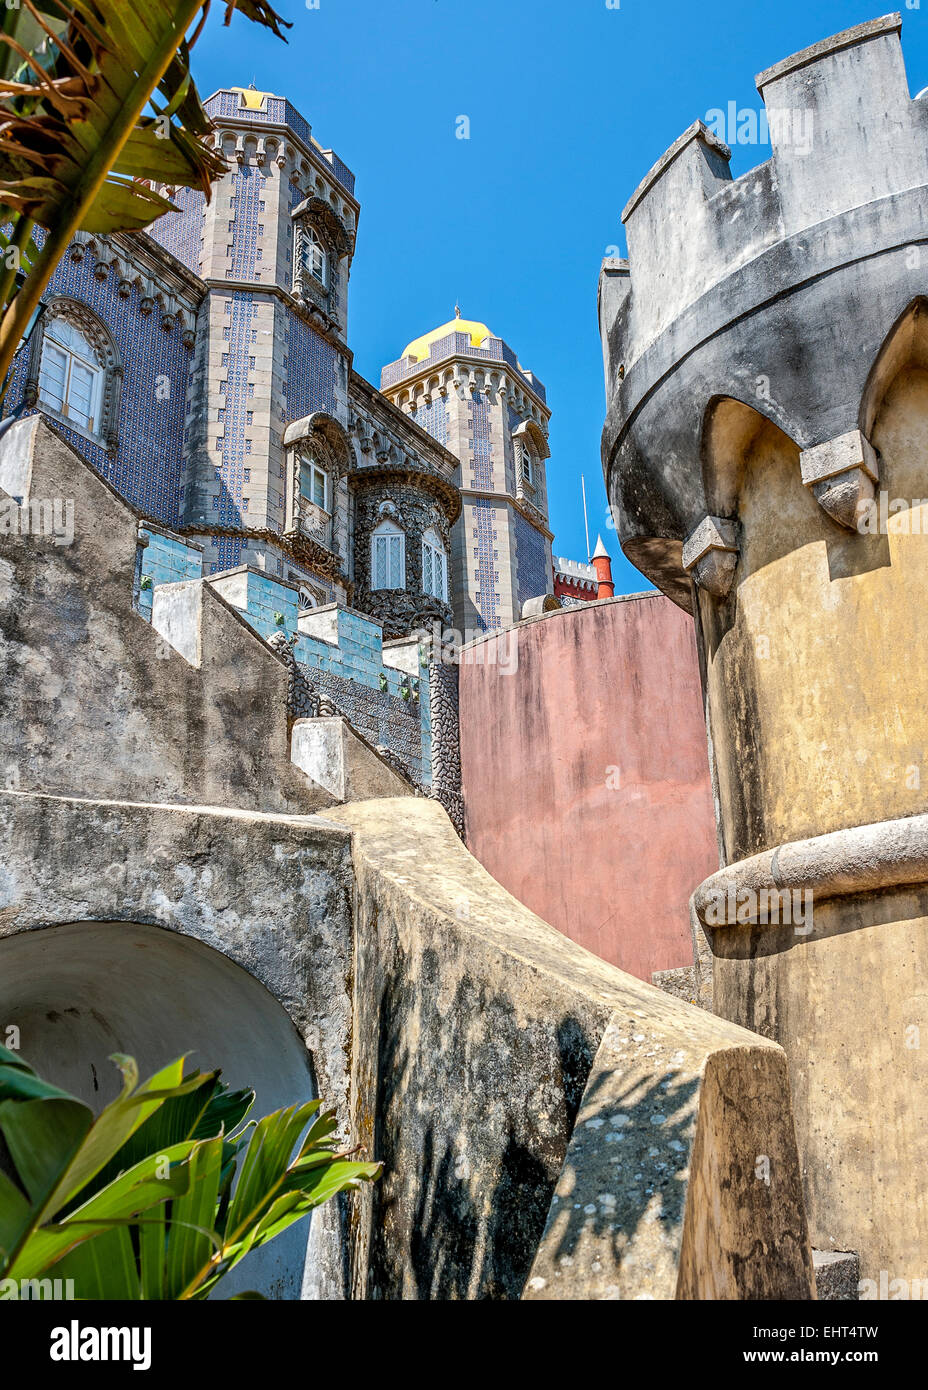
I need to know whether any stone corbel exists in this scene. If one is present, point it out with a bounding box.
[799,430,879,531]
[682,515,740,598]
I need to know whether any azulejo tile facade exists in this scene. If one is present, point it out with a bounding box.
[1,85,556,802]
[380,308,555,632]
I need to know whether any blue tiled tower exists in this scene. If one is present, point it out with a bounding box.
[380,309,554,633]
[147,86,361,602]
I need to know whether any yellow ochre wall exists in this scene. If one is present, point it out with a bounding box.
[700,367,928,867]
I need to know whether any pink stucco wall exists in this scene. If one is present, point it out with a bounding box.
[458,593,719,982]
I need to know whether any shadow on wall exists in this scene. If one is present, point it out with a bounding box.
[541,1066,699,1275]
[365,942,595,1300]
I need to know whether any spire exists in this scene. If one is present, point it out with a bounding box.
[591,535,615,599]
[454,304,462,319]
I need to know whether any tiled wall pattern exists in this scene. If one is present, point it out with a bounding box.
[286,310,338,418]
[134,560,429,783]
[228,167,263,281]
[414,397,448,447]
[292,607,425,783]
[1,250,191,526]
[469,398,493,489]
[471,499,501,631]
[136,528,203,619]
[147,185,205,274]
[214,291,256,526]
[514,510,549,610]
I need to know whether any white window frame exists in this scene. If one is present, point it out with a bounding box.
[421,528,448,602]
[303,226,328,289]
[300,457,330,513]
[371,520,406,591]
[38,319,104,434]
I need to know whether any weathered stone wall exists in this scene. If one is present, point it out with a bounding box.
[322,798,814,1301]
[0,417,330,814]
[0,410,816,1301]
[0,789,357,1298]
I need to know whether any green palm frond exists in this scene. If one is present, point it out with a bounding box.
[0,1048,380,1300]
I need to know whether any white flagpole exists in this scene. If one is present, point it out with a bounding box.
[581,474,591,562]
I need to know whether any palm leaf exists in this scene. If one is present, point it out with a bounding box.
[0,0,290,385]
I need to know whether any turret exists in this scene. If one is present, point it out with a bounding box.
[601,13,928,1286]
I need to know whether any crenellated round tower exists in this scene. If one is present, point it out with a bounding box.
[601,12,928,1284]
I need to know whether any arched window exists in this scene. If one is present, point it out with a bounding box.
[38,317,104,433]
[421,528,447,601]
[298,585,318,610]
[520,441,535,488]
[299,455,329,511]
[371,519,405,591]
[302,227,328,289]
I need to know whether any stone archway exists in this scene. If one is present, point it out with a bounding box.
[0,920,317,1300]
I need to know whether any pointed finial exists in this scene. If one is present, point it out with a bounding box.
[455,303,462,318]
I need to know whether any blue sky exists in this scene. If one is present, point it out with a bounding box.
[192,0,928,595]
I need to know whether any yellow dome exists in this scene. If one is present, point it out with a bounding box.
[402,312,494,363]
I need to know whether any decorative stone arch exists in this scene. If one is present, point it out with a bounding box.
[512,417,550,460]
[284,411,352,476]
[687,395,804,598]
[282,412,352,542]
[860,296,928,440]
[24,295,123,451]
[376,497,405,526]
[512,418,549,499]
[291,196,353,305]
[424,499,451,553]
[297,582,324,610]
[699,395,797,518]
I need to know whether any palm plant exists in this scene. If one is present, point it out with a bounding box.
[0,0,291,393]
[0,1045,379,1299]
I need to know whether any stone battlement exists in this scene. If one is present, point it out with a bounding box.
[602,14,926,385]
[600,12,928,607]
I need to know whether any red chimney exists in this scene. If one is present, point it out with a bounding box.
[591,535,614,599]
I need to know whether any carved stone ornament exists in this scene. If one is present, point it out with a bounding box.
[681,515,740,598]
[799,429,880,531]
